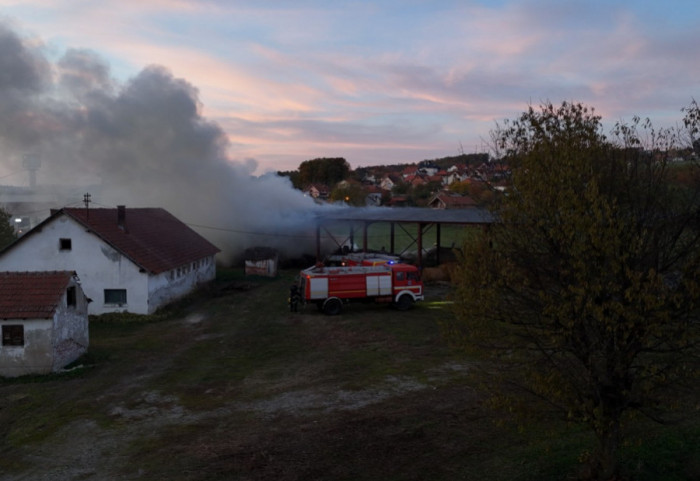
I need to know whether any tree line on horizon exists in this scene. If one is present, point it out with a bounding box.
[277,153,491,206]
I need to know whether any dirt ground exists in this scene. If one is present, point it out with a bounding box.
[0,277,504,481]
[4,273,698,480]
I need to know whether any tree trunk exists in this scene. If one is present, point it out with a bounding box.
[592,420,622,480]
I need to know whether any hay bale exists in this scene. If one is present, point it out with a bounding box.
[421,263,459,284]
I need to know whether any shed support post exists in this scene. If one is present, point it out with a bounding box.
[390,222,395,255]
[417,222,424,269]
[315,223,321,263]
[363,221,369,252]
[436,223,441,265]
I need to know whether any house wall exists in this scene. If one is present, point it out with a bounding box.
[147,255,216,314]
[0,215,149,315]
[51,278,89,371]
[0,318,53,377]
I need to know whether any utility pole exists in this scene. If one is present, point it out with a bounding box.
[83,192,91,219]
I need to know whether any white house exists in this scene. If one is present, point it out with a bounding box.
[417,161,439,176]
[380,174,402,191]
[0,206,220,315]
[303,184,330,200]
[0,271,89,377]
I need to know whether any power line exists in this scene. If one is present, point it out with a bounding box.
[183,222,316,239]
[184,221,433,241]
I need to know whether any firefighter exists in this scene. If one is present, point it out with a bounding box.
[289,285,301,312]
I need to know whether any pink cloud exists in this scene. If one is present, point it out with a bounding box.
[3,1,699,175]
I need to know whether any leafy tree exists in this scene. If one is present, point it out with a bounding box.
[448,180,495,205]
[391,181,410,196]
[447,102,700,480]
[330,183,366,206]
[0,207,17,249]
[448,180,471,195]
[412,180,442,204]
[276,170,300,188]
[297,157,350,188]
[429,152,489,170]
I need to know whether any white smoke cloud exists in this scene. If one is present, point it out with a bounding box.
[0,21,328,263]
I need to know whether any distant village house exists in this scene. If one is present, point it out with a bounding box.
[427,192,477,209]
[303,184,330,200]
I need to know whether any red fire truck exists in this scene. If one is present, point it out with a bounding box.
[325,252,401,267]
[298,262,424,315]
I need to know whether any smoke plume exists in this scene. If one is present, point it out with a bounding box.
[0,21,323,262]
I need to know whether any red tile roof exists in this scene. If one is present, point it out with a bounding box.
[429,193,477,209]
[60,207,220,274]
[0,271,75,319]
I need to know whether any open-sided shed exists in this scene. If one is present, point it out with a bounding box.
[313,206,493,267]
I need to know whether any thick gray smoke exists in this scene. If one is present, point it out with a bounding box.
[0,22,323,262]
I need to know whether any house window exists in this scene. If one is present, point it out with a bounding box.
[104,289,127,306]
[67,286,76,307]
[2,325,24,346]
[59,238,72,250]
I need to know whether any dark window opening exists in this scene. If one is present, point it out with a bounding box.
[59,238,72,250]
[67,286,76,307]
[104,289,127,306]
[2,325,24,346]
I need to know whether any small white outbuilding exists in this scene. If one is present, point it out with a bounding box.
[244,247,279,277]
[0,271,89,377]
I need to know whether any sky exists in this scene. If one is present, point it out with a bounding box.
[1,0,699,176]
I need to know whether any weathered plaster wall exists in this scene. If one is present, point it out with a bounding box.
[148,255,216,314]
[51,279,89,371]
[0,319,53,377]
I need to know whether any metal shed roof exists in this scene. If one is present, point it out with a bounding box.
[314,206,494,224]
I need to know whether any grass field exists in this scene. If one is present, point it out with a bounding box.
[0,268,698,480]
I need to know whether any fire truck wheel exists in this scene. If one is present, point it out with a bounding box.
[395,294,414,311]
[323,298,343,315]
